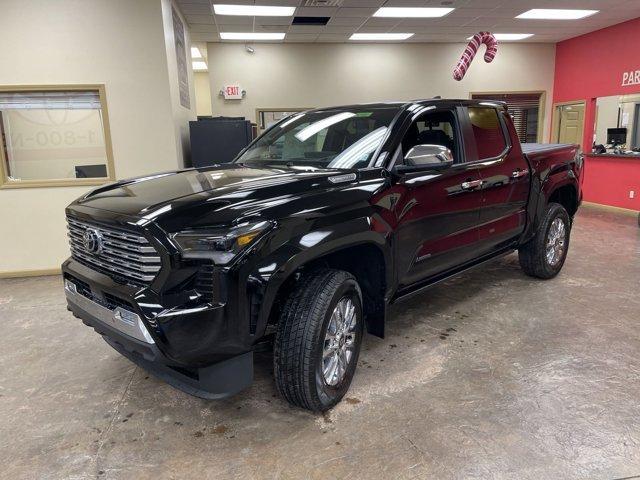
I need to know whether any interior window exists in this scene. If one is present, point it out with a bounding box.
[401,110,459,163]
[0,88,113,187]
[468,107,508,159]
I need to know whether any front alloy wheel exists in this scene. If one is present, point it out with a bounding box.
[274,269,363,412]
[322,297,358,387]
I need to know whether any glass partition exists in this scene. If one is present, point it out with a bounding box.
[593,94,640,156]
[0,85,114,188]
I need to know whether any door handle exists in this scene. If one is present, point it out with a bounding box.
[512,169,529,178]
[461,179,483,190]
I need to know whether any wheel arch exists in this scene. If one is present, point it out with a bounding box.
[258,237,391,339]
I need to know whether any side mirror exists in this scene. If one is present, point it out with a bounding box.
[396,144,454,173]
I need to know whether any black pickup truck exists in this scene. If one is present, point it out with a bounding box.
[63,99,583,411]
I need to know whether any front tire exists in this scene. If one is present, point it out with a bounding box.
[274,269,363,412]
[518,202,571,279]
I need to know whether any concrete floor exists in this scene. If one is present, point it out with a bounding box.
[1,205,639,480]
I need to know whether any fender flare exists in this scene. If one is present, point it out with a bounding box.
[249,226,393,339]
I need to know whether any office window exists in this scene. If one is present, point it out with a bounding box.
[0,86,114,188]
[471,92,544,143]
[468,107,508,160]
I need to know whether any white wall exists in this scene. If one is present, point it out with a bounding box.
[208,42,556,140]
[194,72,213,117]
[160,0,197,167]
[0,0,195,275]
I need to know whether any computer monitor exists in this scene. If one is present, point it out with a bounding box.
[607,128,627,145]
[75,164,107,178]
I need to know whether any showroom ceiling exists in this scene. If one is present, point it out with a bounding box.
[178,0,640,43]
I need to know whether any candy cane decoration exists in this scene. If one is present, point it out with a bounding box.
[453,32,498,81]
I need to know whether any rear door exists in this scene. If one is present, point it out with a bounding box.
[460,105,530,253]
[393,106,485,287]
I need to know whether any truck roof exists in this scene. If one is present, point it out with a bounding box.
[309,98,507,114]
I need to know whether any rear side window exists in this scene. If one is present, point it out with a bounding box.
[468,107,508,159]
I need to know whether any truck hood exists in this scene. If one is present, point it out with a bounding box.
[74,164,376,230]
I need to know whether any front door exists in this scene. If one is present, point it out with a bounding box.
[393,107,485,287]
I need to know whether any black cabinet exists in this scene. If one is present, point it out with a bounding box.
[189,117,254,168]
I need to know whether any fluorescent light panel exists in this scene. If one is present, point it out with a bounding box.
[516,9,598,20]
[213,4,295,16]
[467,33,533,41]
[192,61,208,71]
[374,7,454,18]
[219,32,286,40]
[191,47,202,58]
[296,112,356,142]
[350,33,414,41]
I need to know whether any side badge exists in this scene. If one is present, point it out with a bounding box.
[328,173,357,184]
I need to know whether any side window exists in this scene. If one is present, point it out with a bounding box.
[401,110,459,163]
[468,107,508,159]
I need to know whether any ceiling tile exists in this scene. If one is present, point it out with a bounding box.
[213,16,254,26]
[328,17,366,26]
[295,6,339,16]
[322,25,356,33]
[185,14,215,24]
[340,0,385,6]
[333,7,378,18]
[316,34,350,42]
[361,17,402,28]
[288,24,326,33]
[254,0,300,5]
[285,33,320,42]
[178,3,212,15]
[255,16,293,25]
[189,24,218,33]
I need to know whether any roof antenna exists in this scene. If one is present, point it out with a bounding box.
[432,95,442,99]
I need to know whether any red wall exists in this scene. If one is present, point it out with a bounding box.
[553,17,640,211]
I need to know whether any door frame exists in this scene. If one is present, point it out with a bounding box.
[551,100,586,146]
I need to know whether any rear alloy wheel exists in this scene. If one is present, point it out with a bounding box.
[274,269,363,412]
[519,202,571,279]
[545,217,567,267]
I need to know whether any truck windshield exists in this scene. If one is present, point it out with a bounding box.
[236,107,400,170]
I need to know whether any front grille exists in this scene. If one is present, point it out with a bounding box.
[67,216,161,286]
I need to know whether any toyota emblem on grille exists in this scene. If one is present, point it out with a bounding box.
[83,228,103,255]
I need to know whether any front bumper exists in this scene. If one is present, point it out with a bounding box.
[63,261,254,399]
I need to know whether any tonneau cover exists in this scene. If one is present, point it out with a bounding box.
[521,143,574,155]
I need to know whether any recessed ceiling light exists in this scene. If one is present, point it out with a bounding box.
[516,9,598,20]
[373,7,454,18]
[213,4,296,16]
[350,33,414,41]
[467,33,533,41]
[192,61,208,71]
[219,32,286,40]
[191,47,202,58]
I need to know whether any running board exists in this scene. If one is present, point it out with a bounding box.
[391,246,516,304]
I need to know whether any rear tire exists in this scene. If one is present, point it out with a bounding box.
[274,269,363,412]
[518,202,571,279]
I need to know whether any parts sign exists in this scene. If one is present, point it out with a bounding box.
[622,70,640,87]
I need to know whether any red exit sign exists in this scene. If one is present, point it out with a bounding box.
[222,84,243,99]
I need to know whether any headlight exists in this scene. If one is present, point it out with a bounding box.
[172,221,272,264]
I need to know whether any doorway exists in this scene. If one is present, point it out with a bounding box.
[553,102,585,147]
